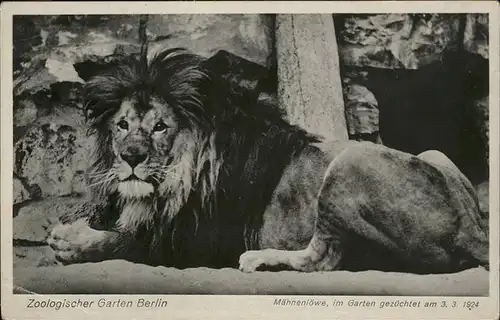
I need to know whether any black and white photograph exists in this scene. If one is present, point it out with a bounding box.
[1,1,499,320]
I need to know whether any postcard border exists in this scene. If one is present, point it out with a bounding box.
[1,2,499,320]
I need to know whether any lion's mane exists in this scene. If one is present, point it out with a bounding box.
[83,48,321,268]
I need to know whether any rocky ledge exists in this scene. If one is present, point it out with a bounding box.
[14,261,489,296]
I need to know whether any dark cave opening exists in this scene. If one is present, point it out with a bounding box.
[345,50,489,185]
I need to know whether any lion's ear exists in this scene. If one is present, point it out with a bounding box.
[83,97,100,124]
[84,104,95,123]
[83,98,115,132]
[84,103,116,129]
[83,102,99,136]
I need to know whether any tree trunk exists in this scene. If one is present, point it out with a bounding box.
[275,14,348,141]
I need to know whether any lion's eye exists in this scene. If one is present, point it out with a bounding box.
[153,121,168,133]
[117,120,129,131]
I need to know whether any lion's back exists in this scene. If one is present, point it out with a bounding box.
[321,142,480,224]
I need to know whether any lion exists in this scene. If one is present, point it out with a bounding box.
[48,48,489,275]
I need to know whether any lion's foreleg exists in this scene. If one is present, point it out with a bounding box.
[239,182,344,273]
[239,156,349,273]
[48,219,139,265]
[239,233,342,272]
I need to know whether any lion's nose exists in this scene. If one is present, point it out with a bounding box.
[120,148,147,168]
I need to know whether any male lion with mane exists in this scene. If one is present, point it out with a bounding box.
[48,48,489,275]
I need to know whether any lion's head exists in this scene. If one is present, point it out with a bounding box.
[84,48,221,234]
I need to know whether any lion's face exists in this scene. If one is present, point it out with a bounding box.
[107,95,196,199]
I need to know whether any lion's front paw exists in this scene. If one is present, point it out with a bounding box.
[239,251,266,273]
[239,249,283,273]
[47,219,107,265]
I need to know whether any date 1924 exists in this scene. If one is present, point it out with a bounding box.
[441,301,480,310]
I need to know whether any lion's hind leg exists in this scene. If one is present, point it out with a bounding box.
[418,150,490,271]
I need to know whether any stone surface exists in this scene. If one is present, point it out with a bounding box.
[14,106,95,198]
[473,96,489,156]
[13,261,489,296]
[475,181,489,216]
[276,14,348,141]
[13,197,104,243]
[474,180,489,235]
[14,246,59,269]
[14,14,274,96]
[13,99,38,128]
[344,84,379,136]
[337,14,462,69]
[14,15,141,95]
[13,177,31,206]
[464,14,488,59]
[14,211,59,243]
[147,14,274,67]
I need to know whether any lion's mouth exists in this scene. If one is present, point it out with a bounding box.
[122,174,140,182]
[122,174,158,186]
[118,179,155,198]
[119,170,156,197]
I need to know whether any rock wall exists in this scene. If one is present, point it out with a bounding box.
[12,14,490,270]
